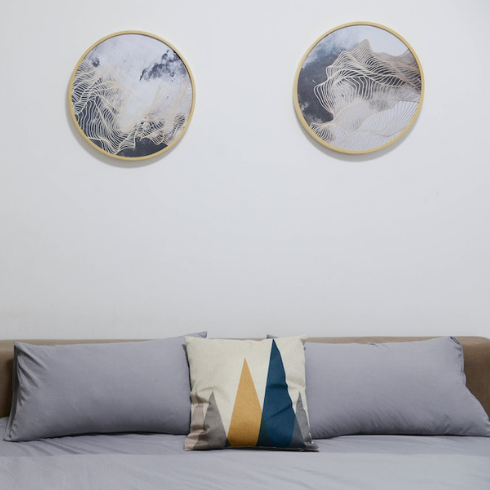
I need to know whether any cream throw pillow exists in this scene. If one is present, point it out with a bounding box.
[184,336,317,451]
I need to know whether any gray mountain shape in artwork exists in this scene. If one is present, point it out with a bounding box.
[140,50,187,81]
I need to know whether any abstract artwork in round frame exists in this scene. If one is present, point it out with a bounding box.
[294,22,424,154]
[69,31,195,161]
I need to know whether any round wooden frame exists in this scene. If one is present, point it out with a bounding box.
[294,22,424,155]
[69,31,196,161]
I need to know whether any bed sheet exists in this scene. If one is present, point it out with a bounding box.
[1,417,490,489]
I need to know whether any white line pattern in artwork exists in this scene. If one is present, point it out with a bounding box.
[311,39,422,152]
[71,49,193,158]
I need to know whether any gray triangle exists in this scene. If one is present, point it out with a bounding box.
[295,392,319,451]
[296,392,312,443]
[195,392,228,449]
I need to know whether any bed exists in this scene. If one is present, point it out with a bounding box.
[1,335,490,489]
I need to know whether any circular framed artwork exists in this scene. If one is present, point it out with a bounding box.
[69,31,195,161]
[294,22,424,154]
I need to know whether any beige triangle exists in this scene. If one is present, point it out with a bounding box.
[185,400,205,450]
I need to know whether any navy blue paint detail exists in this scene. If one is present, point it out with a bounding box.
[257,340,296,447]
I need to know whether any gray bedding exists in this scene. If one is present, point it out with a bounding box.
[1,418,490,489]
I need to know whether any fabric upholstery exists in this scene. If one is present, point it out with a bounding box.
[184,336,317,450]
[4,333,206,441]
[304,337,490,438]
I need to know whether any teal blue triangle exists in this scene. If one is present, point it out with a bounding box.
[257,340,297,447]
[257,414,270,446]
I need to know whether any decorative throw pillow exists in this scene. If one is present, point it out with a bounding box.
[4,333,206,442]
[184,336,318,451]
[303,337,490,438]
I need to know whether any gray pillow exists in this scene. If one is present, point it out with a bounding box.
[305,337,490,438]
[4,333,206,442]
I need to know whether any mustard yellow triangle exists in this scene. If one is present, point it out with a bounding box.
[227,359,262,447]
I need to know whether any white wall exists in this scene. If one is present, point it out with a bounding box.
[1,0,489,339]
